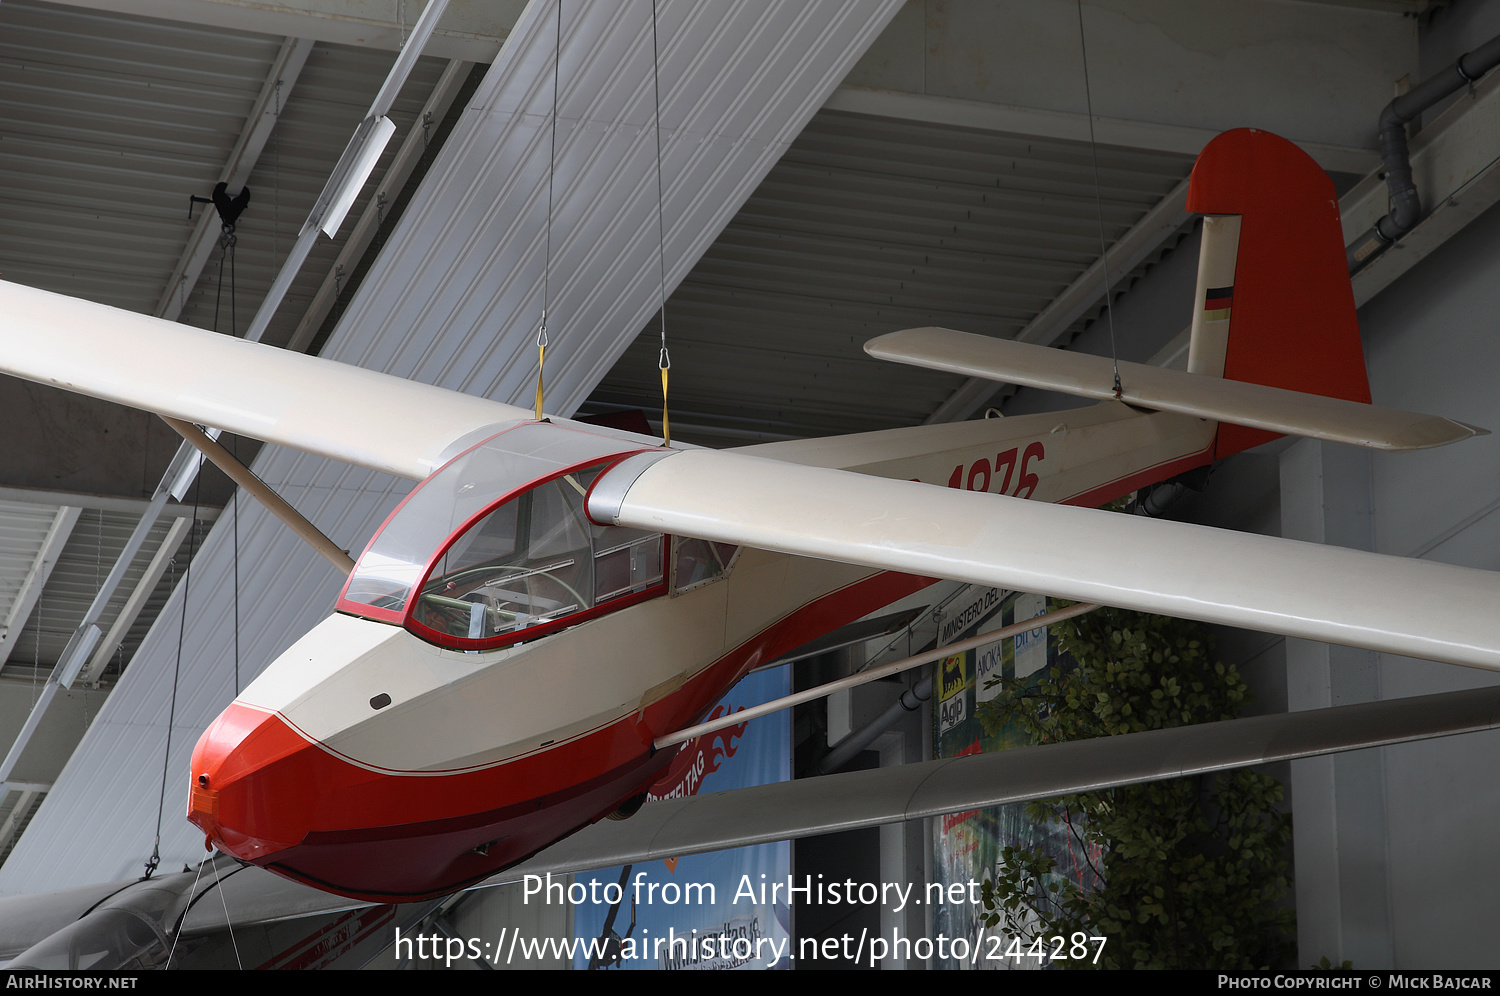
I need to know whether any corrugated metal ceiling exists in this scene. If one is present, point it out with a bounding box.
[0,0,446,350]
[0,1,282,311]
[585,109,1194,442]
[0,1,1200,892]
[0,0,935,894]
[0,496,213,678]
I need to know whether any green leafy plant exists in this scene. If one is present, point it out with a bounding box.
[977,605,1295,969]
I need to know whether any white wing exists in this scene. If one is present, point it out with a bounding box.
[592,449,1500,670]
[0,280,530,481]
[5,278,1497,669]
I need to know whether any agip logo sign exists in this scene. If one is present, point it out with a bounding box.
[937,652,967,733]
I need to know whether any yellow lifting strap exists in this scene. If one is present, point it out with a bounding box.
[534,315,548,421]
[534,340,546,421]
[659,346,671,447]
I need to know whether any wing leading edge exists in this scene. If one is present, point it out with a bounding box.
[8,279,1498,670]
[0,279,533,481]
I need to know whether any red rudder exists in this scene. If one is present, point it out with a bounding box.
[1187,128,1370,459]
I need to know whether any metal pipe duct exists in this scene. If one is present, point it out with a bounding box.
[1347,33,1500,272]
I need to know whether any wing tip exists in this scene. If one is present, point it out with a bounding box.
[864,326,961,360]
[1392,416,1491,451]
[1459,420,1491,438]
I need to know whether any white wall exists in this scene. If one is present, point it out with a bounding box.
[1345,193,1500,969]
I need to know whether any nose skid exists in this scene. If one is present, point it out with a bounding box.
[186,777,217,833]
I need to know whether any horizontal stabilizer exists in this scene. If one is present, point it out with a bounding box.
[866,327,1484,451]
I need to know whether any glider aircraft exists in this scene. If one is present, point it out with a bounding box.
[0,127,1495,905]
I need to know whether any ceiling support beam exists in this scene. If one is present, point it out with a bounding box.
[38,0,508,62]
[240,0,450,349]
[79,517,192,687]
[0,789,40,860]
[0,488,216,521]
[926,176,1193,424]
[154,36,316,322]
[0,507,81,672]
[150,0,451,507]
[285,58,474,354]
[825,87,1379,176]
[829,0,1414,164]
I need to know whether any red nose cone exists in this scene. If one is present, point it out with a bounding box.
[184,700,675,903]
[188,702,315,862]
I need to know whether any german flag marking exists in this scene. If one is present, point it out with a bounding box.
[1203,284,1233,322]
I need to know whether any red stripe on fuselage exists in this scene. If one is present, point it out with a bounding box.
[190,568,933,902]
[1058,447,1213,509]
[193,431,1216,902]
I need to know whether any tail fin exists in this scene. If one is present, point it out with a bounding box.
[1186,128,1370,459]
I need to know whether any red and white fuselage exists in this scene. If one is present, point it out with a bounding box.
[186,128,1485,903]
[187,406,1215,902]
[0,126,1485,904]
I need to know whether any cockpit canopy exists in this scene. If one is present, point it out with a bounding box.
[338,421,664,650]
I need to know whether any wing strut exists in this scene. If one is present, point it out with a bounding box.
[654,601,1100,749]
[502,684,1500,880]
[163,418,355,575]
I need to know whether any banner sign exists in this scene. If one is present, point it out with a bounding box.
[572,667,793,970]
[930,592,1100,970]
